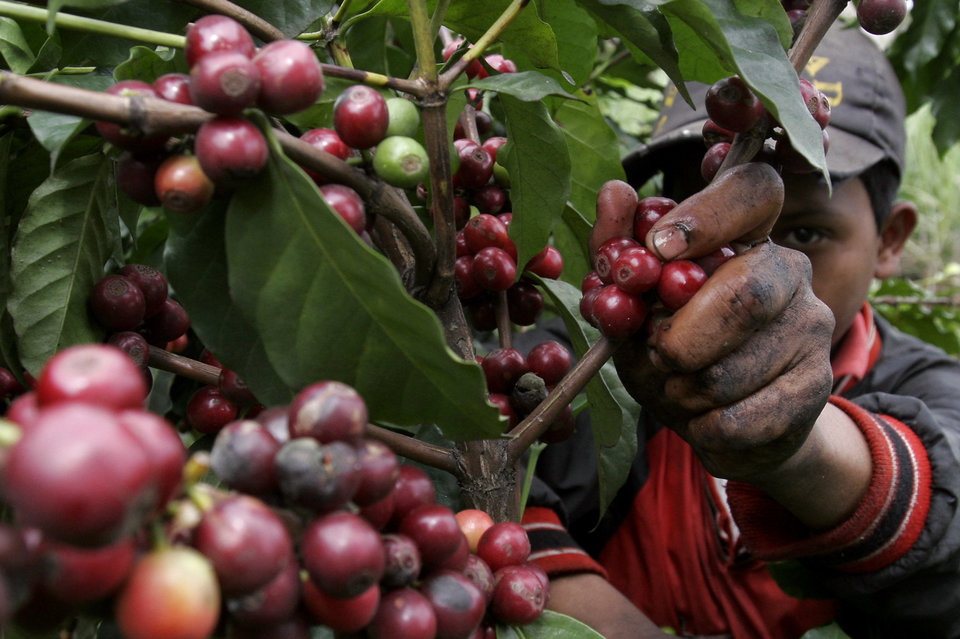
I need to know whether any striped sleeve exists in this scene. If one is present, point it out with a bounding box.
[521,506,608,578]
[727,395,932,573]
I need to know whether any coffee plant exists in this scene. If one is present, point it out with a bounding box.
[0,0,954,637]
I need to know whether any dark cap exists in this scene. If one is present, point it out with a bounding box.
[623,24,907,186]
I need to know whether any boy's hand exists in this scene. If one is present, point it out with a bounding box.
[594,163,836,482]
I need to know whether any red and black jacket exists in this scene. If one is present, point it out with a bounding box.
[518,307,960,638]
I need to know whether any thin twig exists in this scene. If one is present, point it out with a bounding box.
[365,424,459,475]
[176,0,286,42]
[148,347,221,386]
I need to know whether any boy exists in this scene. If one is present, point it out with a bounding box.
[519,25,960,638]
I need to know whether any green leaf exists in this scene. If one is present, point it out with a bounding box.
[25,73,113,169]
[660,0,826,175]
[230,0,337,38]
[0,17,36,73]
[164,200,294,407]
[224,124,504,439]
[536,0,598,88]
[552,202,593,288]
[7,153,118,374]
[497,610,606,638]
[114,45,182,81]
[538,277,640,517]
[498,94,571,272]
[930,69,960,155]
[466,70,579,102]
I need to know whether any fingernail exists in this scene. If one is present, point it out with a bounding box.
[652,225,688,260]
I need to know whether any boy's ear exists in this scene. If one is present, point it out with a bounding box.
[875,201,918,279]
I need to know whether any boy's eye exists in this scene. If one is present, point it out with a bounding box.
[776,227,824,248]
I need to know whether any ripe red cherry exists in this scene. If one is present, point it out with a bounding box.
[299,128,352,184]
[488,392,518,428]
[442,39,485,79]
[489,564,548,625]
[612,246,662,295]
[526,340,572,387]
[185,14,256,67]
[484,53,517,74]
[856,0,907,35]
[476,521,531,572]
[472,246,516,291]
[35,343,146,410]
[117,408,187,509]
[192,495,293,595]
[152,72,193,105]
[40,535,136,604]
[116,152,164,207]
[89,274,146,331]
[217,368,257,407]
[194,116,269,188]
[419,570,487,639]
[367,587,438,639]
[399,504,466,570]
[455,255,482,300]
[704,75,765,133]
[657,259,708,311]
[591,285,647,338]
[525,245,563,279]
[594,236,640,284]
[702,119,735,148]
[798,78,831,129]
[391,464,437,525]
[210,419,281,496]
[154,153,215,214]
[318,184,367,234]
[253,39,325,115]
[381,532,423,588]
[302,579,379,633]
[140,297,190,346]
[115,546,221,639]
[287,380,367,443]
[301,511,385,598]
[634,196,677,243]
[333,84,389,149]
[581,270,604,293]
[274,438,362,512]
[226,556,301,626]
[463,213,514,255]
[95,80,168,152]
[189,50,261,115]
[701,141,731,182]
[352,438,400,506]
[481,348,529,394]
[118,263,168,318]
[506,280,544,326]
[186,385,239,434]
[3,402,154,546]
[454,140,494,189]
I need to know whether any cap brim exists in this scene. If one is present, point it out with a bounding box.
[622,120,888,188]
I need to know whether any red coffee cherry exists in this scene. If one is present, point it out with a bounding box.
[656,259,708,311]
[194,116,269,188]
[186,385,238,434]
[333,85,389,149]
[594,237,640,284]
[506,280,544,326]
[526,340,572,387]
[253,39,325,115]
[590,285,647,338]
[798,78,831,129]
[95,81,169,152]
[189,50,261,116]
[634,196,677,243]
[319,184,367,234]
[442,39,485,79]
[154,154,215,214]
[481,348,529,394]
[302,579,379,633]
[152,73,193,105]
[118,263,168,318]
[704,75,765,133]
[301,511,385,598]
[139,298,190,346]
[472,247,517,292]
[90,274,146,332]
[185,14,256,67]
[525,246,563,280]
[702,119,735,147]
[453,140,494,189]
[36,343,147,410]
[612,246,662,295]
[287,380,368,443]
[116,152,164,207]
[701,141,731,182]
[476,522,531,573]
[489,564,548,625]
[299,128,352,186]
[857,0,908,35]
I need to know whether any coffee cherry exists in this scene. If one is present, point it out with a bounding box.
[381,533,422,588]
[471,184,507,215]
[524,245,563,280]
[40,535,136,604]
[702,119,735,148]
[705,76,765,133]
[368,587,438,639]
[701,141,731,182]
[225,614,311,639]
[540,403,576,444]
[189,50,261,115]
[373,135,430,189]
[476,522,531,573]
[36,343,146,410]
[472,246,516,291]
[391,464,437,525]
[89,274,146,331]
[489,392,518,428]
[154,153,216,214]
[140,297,190,346]
[484,53,518,74]
[419,570,487,639]
[318,184,367,234]
[302,579,379,633]
[217,368,257,407]
[210,419,281,496]
[399,504,466,570]
[227,556,301,626]
[526,341,572,387]
[386,97,422,138]
[274,438,361,512]
[301,510,385,598]
[633,196,677,243]
[442,39,485,79]
[153,72,193,105]
[594,236,640,284]
[115,546,221,639]
[506,280,544,326]
[612,246,662,295]
[463,213,512,255]
[95,80,169,152]
[117,152,164,207]
[187,385,239,434]
[192,495,294,595]
[353,438,400,506]
[0,367,25,402]
[253,39,325,114]
[195,116,269,188]
[118,263,168,318]
[489,564,548,625]
[185,14,255,67]
[455,509,495,554]
[454,140,494,189]
[798,78,831,129]
[299,127,352,185]
[288,380,367,443]
[4,402,154,546]
[694,245,735,276]
[857,0,907,34]
[455,255,483,300]
[118,408,187,510]
[334,85,389,149]
[657,259,708,311]
[591,285,647,338]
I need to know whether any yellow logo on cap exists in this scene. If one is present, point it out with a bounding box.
[804,55,843,107]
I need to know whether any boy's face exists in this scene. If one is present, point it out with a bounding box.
[772,174,884,346]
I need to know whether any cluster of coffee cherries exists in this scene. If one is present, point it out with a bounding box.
[110,14,325,213]
[442,38,519,108]
[0,343,189,635]
[455,213,564,331]
[87,263,188,387]
[205,380,548,638]
[480,340,576,443]
[181,348,262,435]
[581,194,734,338]
[697,72,833,181]
[782,0,907,38]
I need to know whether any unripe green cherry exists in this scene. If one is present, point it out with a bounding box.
[373,136,429,189]
[385,97,421,138]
